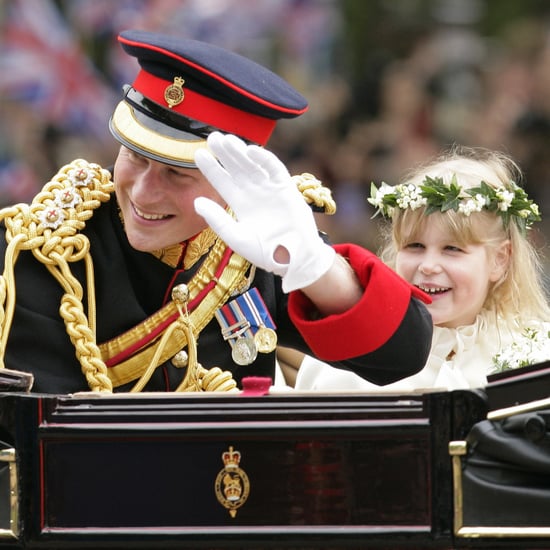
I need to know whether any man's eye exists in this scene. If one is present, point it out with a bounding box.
[169,168,185,177]
[128,150,146,163]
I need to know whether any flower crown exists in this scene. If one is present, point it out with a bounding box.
[368,174,540,234]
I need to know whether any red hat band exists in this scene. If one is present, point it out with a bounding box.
[133,70,276,145]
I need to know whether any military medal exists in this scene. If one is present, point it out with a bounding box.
[254,326,277,353]
[242,288,277,353]
[232,336,258,366]
[215,288,277,365]
[216,316,258,366]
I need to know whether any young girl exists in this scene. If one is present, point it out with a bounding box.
[294,146,550,392]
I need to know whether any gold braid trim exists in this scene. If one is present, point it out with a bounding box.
[150,243,184,268]
[183,227,218,270]
[292,173,337,215]
[150,227,218,269]
[0,159,114,391]
[100,237,251,388]
[130,285,238,393]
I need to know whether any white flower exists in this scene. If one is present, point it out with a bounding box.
[370,182,394,208]
[492,327,550,372]
[458,194,484,216]
[396,184,426,210]
[496,189,515,212]
[518,209,532,219]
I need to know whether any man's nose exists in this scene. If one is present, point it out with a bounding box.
[132,167,163,199]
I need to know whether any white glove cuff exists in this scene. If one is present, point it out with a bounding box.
[281,241,336,293]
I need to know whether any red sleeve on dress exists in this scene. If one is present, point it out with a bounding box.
[287,243,431,361]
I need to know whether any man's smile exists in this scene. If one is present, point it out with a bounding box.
[132,203,172,221]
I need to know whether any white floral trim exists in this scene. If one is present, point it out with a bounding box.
[368,175,540,234]
[491,327,550,372]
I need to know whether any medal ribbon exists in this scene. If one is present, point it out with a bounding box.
[240,288,276,331]
[216,288,275,344]
[215,300,252,349]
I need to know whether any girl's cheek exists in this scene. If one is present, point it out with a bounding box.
[394,261,408,279]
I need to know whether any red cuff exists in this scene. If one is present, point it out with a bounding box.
[287,243,430,361]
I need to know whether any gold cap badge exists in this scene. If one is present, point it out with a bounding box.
[164,76,185,108]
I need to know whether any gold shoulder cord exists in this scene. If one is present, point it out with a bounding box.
[0,163,335,393]
[291,173,337,215]
[0,160,114,391]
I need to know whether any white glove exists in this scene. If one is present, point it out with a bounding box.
[194,132,336,293]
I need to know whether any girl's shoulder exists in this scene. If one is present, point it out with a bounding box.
[478,309,550,333]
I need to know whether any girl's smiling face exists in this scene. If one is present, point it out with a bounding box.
[395,214,509,328]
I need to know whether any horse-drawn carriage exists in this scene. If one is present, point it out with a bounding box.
[0,363,549,549]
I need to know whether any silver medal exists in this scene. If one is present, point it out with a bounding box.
[232,336,258,365]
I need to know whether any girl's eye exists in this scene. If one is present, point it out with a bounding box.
[445,245,463,253]
[404,242,424,249]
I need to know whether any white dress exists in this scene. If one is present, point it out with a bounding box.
[294,311,550,392]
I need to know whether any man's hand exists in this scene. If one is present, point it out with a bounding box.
[194,132,335,293]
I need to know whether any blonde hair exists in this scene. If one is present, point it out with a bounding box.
[379,146,550,325]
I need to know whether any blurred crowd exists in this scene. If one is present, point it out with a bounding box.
[2,0,550,262]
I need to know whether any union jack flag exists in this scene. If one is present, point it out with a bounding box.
[0,0,117,138]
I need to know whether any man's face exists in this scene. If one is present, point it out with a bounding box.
[113,146,225,251]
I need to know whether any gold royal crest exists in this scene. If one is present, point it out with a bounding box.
[214,446,250,518]
[164,76,185,108]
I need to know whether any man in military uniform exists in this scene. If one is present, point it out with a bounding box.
[0,30,432,394]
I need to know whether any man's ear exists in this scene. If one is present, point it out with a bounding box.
[490,239,511,282]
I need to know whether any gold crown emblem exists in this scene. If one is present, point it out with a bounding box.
[164,76,185,108]
[222,473,242,501]
[222,446,241,468]
[215,445,250,518]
